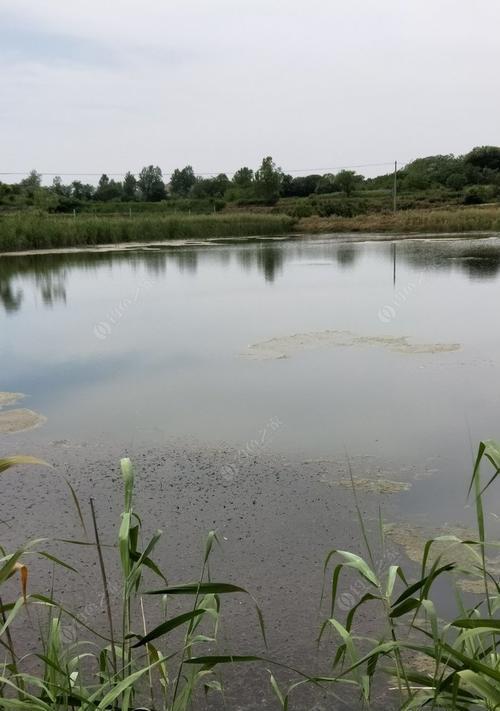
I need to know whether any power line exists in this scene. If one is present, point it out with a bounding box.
[0,160,407,180]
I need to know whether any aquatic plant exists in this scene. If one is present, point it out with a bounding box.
[271,439,500,709]
[299,206,500,234]
[0,456,264,710]
[0,213,295,253]
[3,440,500,709]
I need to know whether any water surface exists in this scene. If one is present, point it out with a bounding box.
[3,234,500,707]
[2,235,500,518]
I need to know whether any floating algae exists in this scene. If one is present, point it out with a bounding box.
[320,472,411,494]
[385,522,500,595]
[0,408,46,434]
[334,477,411,494]
[304,454,435,491]
[385,522,480,567]
[456,578,499,594]
[242,329,461,360]
[0,391,25,408]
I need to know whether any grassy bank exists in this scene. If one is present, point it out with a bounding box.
[298,205,500,234]
[0,212,295,252]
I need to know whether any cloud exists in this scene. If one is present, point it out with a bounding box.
[1,0,499,180]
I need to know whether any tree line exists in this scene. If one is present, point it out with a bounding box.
[1,146,500,211]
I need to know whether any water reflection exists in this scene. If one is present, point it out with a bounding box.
[1,235,500,313]
[335,244,359,267]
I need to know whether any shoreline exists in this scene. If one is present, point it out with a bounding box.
[1,229,499,257]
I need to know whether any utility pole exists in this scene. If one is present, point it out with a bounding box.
[393,160,397,213]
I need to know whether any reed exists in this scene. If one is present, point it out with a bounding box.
[0,456,264,710]
[3,439,500,709]
[298,206,500,234]
[0,213,295,253]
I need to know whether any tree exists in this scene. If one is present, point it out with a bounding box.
[95,174,123,201]
[284,174,321,197]
[20,169,42,196]
[446,172,468,191]
[465,146,500,172]
[334,170,362,196]
[404,155,461,190]
[315,173,337,194]
[72,181,95,201]
[210,173,230,197]
[123,171,138,201]
[232,167,254,188]
[34,188,59,212]
[138,166,166,201]
[52,176,70,197]
[254,156,283,203]
[170,166,196,197]
[191,173,230,199]
[280,173,294,197]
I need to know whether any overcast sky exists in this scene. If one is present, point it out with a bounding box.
[1,0,499,182]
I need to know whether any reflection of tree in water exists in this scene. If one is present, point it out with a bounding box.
[234,244,283,282]
[458,255,500,280]
[235,247,255,272]
[38,273,67,307]
[170,249,198,274]
[0,255,66,313]
[396,241,500,281]
[335,245,359,268]
[0,280,23,313]
[257,245,283,282]
[3,239,500,314]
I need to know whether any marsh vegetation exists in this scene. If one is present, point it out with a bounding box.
[2,440,500,709]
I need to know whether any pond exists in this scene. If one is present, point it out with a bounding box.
[2,234,500,708]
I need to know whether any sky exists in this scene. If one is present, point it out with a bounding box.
[1,0,499,183]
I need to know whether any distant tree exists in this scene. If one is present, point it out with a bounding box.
[123,171,138,201]
[20,170,42,196]
[334,170,362,196]
[446,172,468,191]
[285,174,321,197]
[232,167,254,188]
[138,166,166,201]
[52,176,71,197]
[71,181,95,201]
[211,173,230,197]
[404,155,461,190]
[255,156,283,203]
[97,173,109,193]
[280,173,294,197]
[95,173,123,201]
[315,173,337,194]
[170,166,196,197]
[465,146,500,172]
[34,188,59,212]
[191,173,230,199]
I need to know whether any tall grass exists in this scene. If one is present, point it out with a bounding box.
[0,456,264,710]
[0,213,295,253]
[3,440,500,709]
[269,439,500,709]
[299,206,500,234]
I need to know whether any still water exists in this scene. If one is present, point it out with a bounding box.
[2,236,500,499]
[2,234,500,706]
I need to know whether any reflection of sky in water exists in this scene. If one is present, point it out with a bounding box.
[2,236,500,524]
